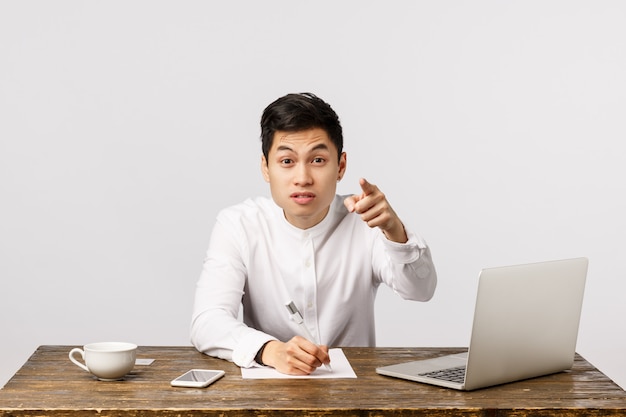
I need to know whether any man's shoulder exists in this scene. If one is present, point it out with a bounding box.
[217,196,276,223]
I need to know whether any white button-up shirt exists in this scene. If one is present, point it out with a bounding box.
[191,195,437,367]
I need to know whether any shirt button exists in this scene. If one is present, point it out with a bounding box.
[305,260,311,268]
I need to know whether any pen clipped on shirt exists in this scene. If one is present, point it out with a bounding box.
[285,301,333,372]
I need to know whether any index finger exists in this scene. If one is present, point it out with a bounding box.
[359,177,376,196]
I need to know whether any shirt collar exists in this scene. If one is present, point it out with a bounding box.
[274,196,341,239]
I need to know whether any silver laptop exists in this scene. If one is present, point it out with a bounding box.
[376,257,588,390]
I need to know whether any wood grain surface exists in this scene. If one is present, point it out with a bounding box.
[1,346,624,416]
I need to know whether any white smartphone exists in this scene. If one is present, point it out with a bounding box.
[170,369,225,388]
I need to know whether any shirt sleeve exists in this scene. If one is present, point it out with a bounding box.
[375,228,437,301]
[189,216,277,368]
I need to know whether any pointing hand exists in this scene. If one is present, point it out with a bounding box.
[344,178,408,243]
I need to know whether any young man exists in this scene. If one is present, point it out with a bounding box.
[191,93,437,375]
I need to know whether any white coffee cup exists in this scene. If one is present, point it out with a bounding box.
[69,342,137,381]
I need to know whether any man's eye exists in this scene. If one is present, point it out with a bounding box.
[312,157,325,164]
[280,158,293,165]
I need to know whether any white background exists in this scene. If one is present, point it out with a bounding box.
[1,1,624,389]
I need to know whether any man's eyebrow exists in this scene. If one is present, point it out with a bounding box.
[275,145,294,152]
[311,143,330,152]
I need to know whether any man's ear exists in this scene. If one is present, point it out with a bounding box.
[337,152,347,181]
[261,155,270,183]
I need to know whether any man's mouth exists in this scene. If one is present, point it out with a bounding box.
[290,192,316,204]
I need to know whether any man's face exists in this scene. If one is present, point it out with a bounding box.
[261,127,347,230]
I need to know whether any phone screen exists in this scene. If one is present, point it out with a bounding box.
[171,369,225,387]
[178,370,221,382]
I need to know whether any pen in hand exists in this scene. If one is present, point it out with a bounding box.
[285,301,333,372]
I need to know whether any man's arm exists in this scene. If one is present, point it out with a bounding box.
[190,218,274,367]
[345,177,437,301]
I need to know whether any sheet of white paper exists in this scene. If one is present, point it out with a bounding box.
[241,348,357,379]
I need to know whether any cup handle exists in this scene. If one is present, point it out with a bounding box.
[69,348,89,372]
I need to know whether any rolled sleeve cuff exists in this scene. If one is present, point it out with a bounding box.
[382,230,429,264]
[232,331,277,368]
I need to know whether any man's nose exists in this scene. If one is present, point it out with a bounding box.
[294,163,313,185]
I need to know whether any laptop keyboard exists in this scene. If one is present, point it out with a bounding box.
[419,366,466,383]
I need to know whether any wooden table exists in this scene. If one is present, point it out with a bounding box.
[1,346,625,416]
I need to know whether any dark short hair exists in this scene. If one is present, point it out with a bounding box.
[260,93,343,162]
